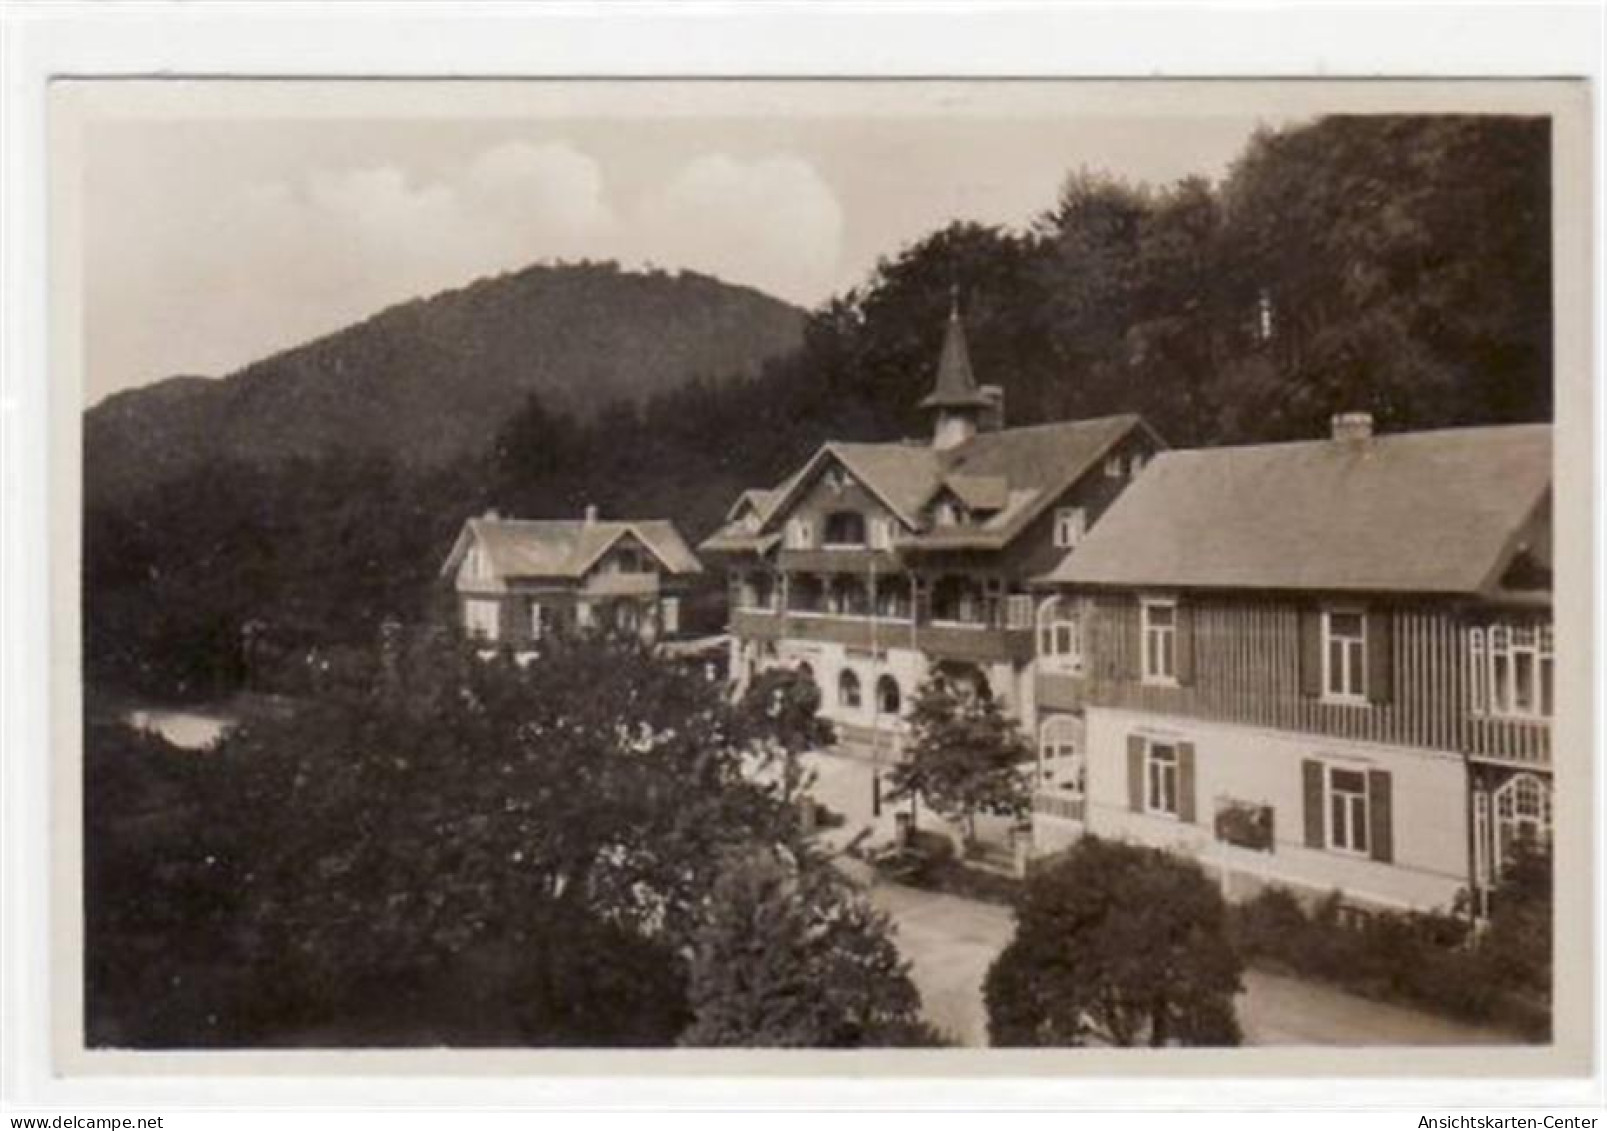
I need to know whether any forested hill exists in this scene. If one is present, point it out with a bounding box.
[86,115,1553,701]
[85,263,806,504]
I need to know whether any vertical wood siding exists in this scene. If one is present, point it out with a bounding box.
[1068,596,1549,767]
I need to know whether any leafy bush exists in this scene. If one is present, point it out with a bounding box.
[985,837,1243,1046]
[1228,851,1552,1040]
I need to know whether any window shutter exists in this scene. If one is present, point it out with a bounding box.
[1177,742,1197,823]
[1126,601,1144,680]
[1366,608,1394,703]
[1302,759,1325,848]
[1367,769,1394,864]
[1299,609,1324,697]
[1127,735,1146,813]
[1175,604,1195,686]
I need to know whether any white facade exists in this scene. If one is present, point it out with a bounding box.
[1045,705,1472,912]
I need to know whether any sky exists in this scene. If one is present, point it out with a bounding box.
[81,91,1289,405]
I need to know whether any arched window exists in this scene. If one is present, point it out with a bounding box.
[876,674,901,716]
[1038,715,1086,796]
[1037,596,1082,671]
[824,511,867,547]
[1494,773,1552,874]
[838,668,862,709]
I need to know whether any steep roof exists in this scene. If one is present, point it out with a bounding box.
[1041,423,1552,595]
[918,311,992,411]
[700,413,1150,557]
[442,516,702,582]
[906,415,1150,551]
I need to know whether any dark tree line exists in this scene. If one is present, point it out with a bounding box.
[85,115,1551,701]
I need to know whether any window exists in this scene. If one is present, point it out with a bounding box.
[1494,773,1552,872]
[1326,766,1370,855]
[530,602,547,639]
[828,576,870,617]
[614,547,646,574]
[1146,741,1179,816]
[876,675,901,716]
[875,576,912,620]
[869,517,898,551]
[1005,593,1034,631]
[1142,599,1177,683]
[823,510,867,547]
[744,573,776,611]
[932,575,984,625]
[1471,623,1554,719]
[661,596,680,635]
[933,499,961,527]
[1323,610,1368,702]
[575,601,595,629]
[1054,506,1087,550]
[838,668,862,710]
[787,574,824,613]
[785,517,814,549]
[464,598,499,641]
[1039,716,1086,795]
[1037,597,1082,672]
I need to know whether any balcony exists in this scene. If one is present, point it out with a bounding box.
[777,548,901,574]
[916,623,1034,664]
[583,572,660,598]
[730,607,786,640]
[1032,791,1086,823]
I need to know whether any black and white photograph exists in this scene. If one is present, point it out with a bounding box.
[7,39,1597,1110]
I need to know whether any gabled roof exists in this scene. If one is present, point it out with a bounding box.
[702,412,1153,557]
[725,488,779,524]
[903,414,1153,551]
[1040,423,1552,596]
[442,516,703,582]
[919,310,992,411]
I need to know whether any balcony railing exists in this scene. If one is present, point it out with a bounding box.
[1033,791,1086,823]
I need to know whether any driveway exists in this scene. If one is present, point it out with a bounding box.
[865,875,1524,1048]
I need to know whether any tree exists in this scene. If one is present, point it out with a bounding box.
[1478,838,1552,1007]
[985,837,1244,1047]
[734,666,835,804]
[86,630,818,1047]
[885,677,1031,844]
[681,846,942,1047]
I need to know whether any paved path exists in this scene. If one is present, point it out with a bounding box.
[801,749,1525,1049]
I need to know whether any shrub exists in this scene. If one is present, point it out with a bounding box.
[985,837,1243,1047]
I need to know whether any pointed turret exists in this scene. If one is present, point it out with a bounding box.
[920,294,1002,450]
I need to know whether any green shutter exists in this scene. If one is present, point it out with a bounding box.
[1177,742,1197,824]
[1366,608,1394,704]
[1299,609,1324,698]
[1368,769,1394,864]
[1302,759,1325,849]
[1127,735,1146,813]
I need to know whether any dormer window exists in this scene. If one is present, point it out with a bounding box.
[1105,455,1125,479]
[1053,507,1087,550]
[934,499,964,527]
[822,468,848,493]
[823,511,867,548]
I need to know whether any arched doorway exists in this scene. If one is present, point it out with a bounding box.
[875,674,902,717]
[837,668,862,710]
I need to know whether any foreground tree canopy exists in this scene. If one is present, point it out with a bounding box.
[85,632,923,1048]
[985,837,1245,1047]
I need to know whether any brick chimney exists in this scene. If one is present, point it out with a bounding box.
[1331,412,1374,443]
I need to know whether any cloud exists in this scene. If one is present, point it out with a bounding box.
[635,153,844,303]
[87,136,845,400]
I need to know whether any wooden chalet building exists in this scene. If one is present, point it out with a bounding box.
[699,306,1163,750]
[1029,414,1553,913]
[440,507,703,647]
